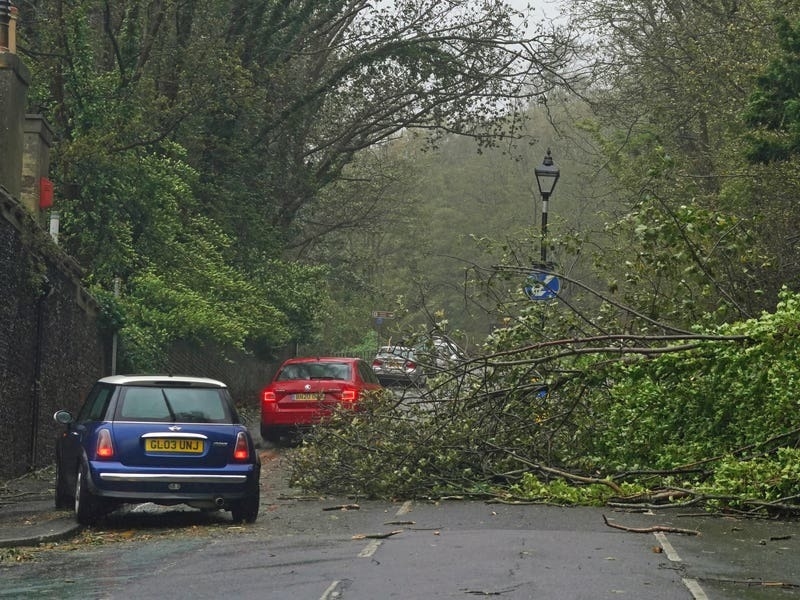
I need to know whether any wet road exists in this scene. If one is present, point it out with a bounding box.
[1,451,798,600]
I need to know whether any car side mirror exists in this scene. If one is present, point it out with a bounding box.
[53,410,74,425]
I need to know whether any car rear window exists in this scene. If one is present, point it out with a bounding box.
[116,386,231,423]
[278,362,351,381]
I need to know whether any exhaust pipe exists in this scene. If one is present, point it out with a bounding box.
[214,497,225,508]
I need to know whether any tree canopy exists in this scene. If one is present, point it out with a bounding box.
[18,0,578,364]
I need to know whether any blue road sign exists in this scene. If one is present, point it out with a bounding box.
[524,271,561,300]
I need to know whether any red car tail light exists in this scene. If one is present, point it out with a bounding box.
[95,428,114,459]
[341,388,358,402]
[262,389,277,402]
[405,361,417,371]
[233,431,250,461]
[372,359,383,367]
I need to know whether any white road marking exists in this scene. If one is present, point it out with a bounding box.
[358,539,382,557]
[654,531,682,562]
[654,532,710,599]
[356,500,412,558]
[682,578,710,600]
[319,580,341,599]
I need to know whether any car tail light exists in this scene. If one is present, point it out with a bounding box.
[372,359,383,367]
[262,389,276,402]
[95,429,114,459]
[233,431,250,461]
[341,388,358,402]
[405,361,417,371]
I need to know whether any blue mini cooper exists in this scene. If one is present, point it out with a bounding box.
[53,375,261,525]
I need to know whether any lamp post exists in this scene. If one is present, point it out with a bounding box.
[534,148,560,265]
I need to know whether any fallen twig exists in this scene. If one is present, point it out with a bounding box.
[278,494,325,501]
[602,514,700,535]
[384,520,415,525]
[486,498,544,505]
[323,503,360,511]
[352,529,404,540]
[697,577,799,589]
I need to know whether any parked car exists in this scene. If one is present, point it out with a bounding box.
[371,345,427,387]
[260,357,383,443]
[415,337,467,373]
[53,375,261,525]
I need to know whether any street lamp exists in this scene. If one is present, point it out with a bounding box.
[534,148,560,265]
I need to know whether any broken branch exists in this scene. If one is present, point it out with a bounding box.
[351,529,404,540]
[602,514,700,535]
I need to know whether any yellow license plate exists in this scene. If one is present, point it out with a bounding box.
[145,438,204,453]
[293,393,321,401]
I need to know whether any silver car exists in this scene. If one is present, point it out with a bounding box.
[371,346,427,387]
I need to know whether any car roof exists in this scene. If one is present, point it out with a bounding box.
[97,375,227,387]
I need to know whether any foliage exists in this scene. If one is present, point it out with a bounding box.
[585,289,800,469]
[743,15,800,163]
[508,475,646,507]
[698,449,800,504]
[290,290,800,514]
[569,0,800,325]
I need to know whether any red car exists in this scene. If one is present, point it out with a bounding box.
[260,357,383,443]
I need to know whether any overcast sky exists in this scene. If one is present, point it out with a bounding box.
[509,0,566,23]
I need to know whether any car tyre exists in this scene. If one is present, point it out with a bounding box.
[231,481,260,524]
[54,458,73,509]
[75,464,100,526]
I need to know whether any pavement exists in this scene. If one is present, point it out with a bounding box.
[0,465,81,548]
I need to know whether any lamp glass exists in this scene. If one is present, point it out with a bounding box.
[534,150,560,196]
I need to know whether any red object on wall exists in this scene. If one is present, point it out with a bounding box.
[39,177,54,209]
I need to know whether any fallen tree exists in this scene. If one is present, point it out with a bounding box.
[289,289,800,518]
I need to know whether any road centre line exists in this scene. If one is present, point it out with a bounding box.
[319,579,342,599]
[654,532,711,600]
[682,578,710,600]
[653,532,682,562]
[358,539,382,557]
[357,500,413,558]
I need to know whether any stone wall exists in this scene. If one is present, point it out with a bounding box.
[0,190,106,479]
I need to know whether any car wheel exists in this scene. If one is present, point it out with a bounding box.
[54,458,72,509]
[231,481,260,524]
[75,464,99,526]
